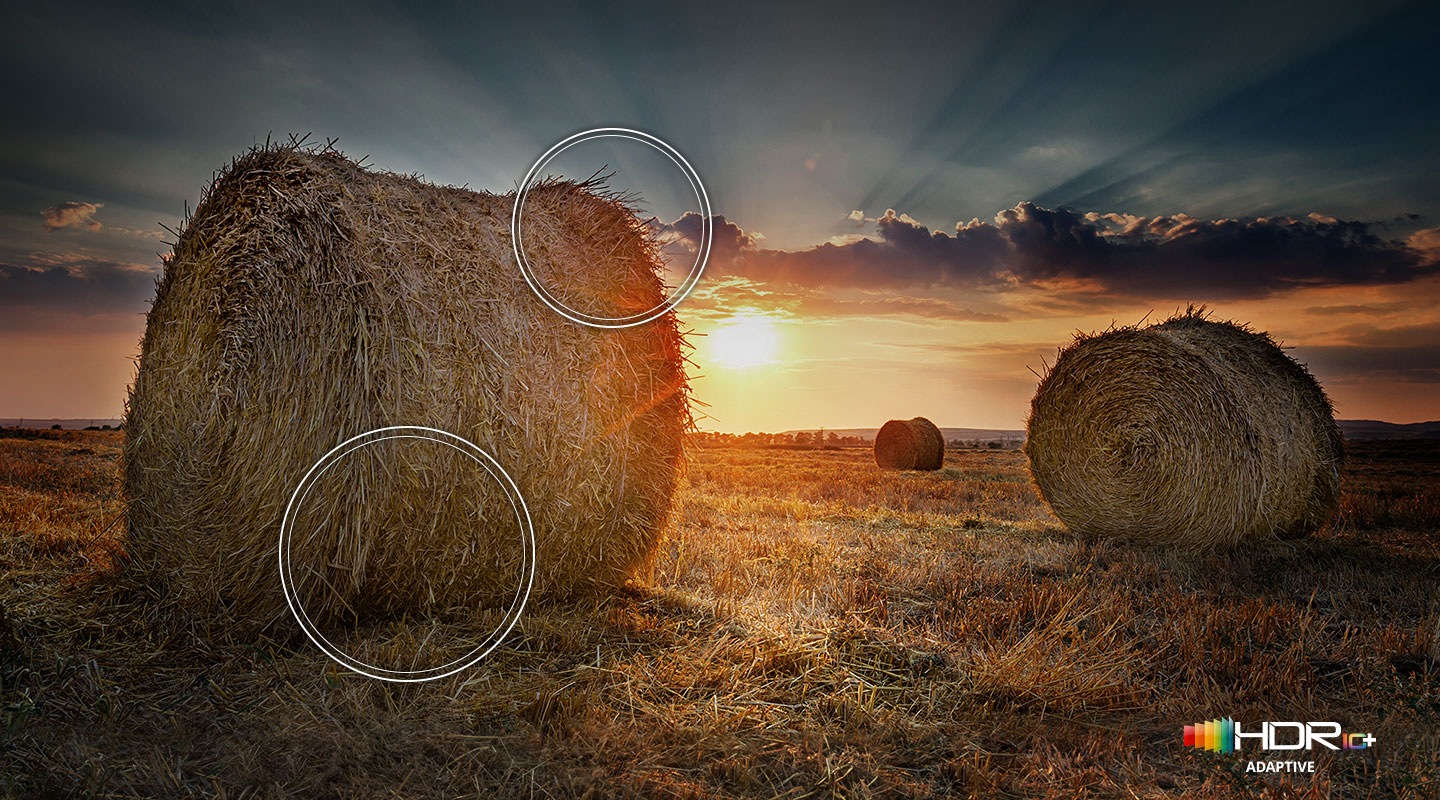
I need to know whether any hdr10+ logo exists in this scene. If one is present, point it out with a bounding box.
[1182,718,1376,774]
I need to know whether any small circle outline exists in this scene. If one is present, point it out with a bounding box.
[278,426,536,682]
[511,127,712,329]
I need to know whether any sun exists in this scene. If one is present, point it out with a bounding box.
[707,313,780,368]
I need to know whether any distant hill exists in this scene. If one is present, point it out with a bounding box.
[7,418,1435,439]
[784,427,1024,443]
[1337,420,1440,440]
[0,418,123,430]
[788,420,1440,443]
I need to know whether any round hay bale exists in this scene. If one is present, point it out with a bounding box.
[1024,309,1341,547]
[124,143,689,631]
[874,417,945,471]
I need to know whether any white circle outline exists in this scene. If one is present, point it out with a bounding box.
[283,435,528,676]
[511,127,713,329]
[278,426,535,682]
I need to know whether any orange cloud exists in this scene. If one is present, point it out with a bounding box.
[41,201,103,232]
[1408,227,1440,260]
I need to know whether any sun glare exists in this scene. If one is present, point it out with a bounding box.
[707,314,780,368]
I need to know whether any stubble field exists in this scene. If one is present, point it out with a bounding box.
[0,428,1436,798]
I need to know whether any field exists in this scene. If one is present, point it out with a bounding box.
[1,428,1437,798]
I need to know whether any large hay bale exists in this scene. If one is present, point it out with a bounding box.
[1024,309,1341,547]
[124,143,688,631]
[874,417,944,470]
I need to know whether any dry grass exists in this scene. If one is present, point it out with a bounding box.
[1337,441,1440,532]
[1,428,1437,798]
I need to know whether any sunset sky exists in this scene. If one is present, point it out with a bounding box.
[2,1,1438,432]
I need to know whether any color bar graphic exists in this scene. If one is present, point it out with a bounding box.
[1183,718,1235,753]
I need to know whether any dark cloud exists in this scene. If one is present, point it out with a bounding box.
[1297,345,1440,385]
[41,201,103,232]
[655,212,757,262]
[696,204,1437,299]
[1294,321,1440,385]
[0,259,157,330]
[1330,321,1440,351]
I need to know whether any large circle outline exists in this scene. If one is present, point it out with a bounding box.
[278,426,535,682]
[511,127,712,329]
[283,435,526,676]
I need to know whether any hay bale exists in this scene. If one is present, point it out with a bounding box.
[1024,309,1341,547]
[124,142,689,631]
[874,417,945,471]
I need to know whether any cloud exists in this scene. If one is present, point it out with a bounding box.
[1408,227,1440,260]
[655,212,758,262]
[1298,344,1440,384]
[873,339,1056,367]
[0,258,158,331]
[680,273,1006,323]
[112,226,167,240]
[1301,303,1407,317]
[1293,321,1440,385]
[793,294,1008,322]
[698,204,1438,299]
[41,201,104,232]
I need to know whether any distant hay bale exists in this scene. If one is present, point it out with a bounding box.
[1024,309,1342,548]
[124,142,689,632]
[874,417,944,471]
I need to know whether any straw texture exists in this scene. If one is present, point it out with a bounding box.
[874,417,945,471]
[1024,308,1341,548]
[124,142,689,632]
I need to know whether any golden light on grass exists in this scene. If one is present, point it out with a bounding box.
[4,427,1440,795]
[705,312,780,369]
